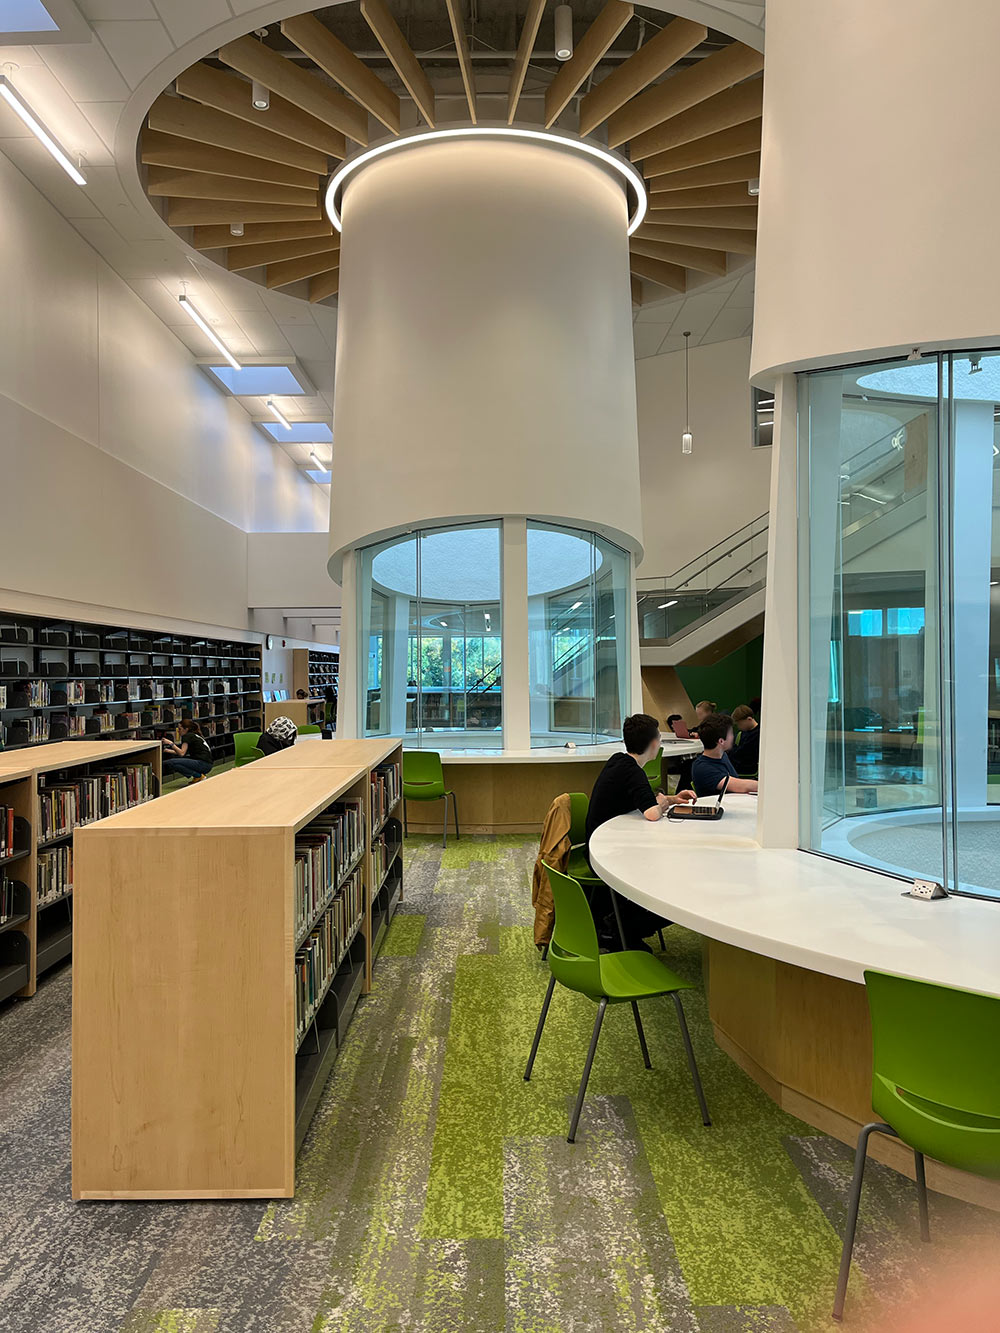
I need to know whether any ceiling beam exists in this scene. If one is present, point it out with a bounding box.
[647,181,759,209]
[174,63,346,159]
[168,199,323,226]
[146,166,319,206]
[628,252,686,293]
[217,35,369,146]
[310,269,340,303]
[147,94,329,173]
[281,14,400,135]
[645,151,760,191]
[140,130,319,188]
[629,234,727,276]
[629,74,763,160]
[227,234,341,271]
[644,204,757,228]
[578,15,706,137]
[642,119,761,177]
[443,0,477,123]
[266,247,344,289]
[360,0,436,127]
[634,220,756,255]
[507,0,546,124]
[193,219,335,249]
[608,39,762,148]
[544,0,634,128]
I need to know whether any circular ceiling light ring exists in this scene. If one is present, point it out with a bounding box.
[325,124,648,238]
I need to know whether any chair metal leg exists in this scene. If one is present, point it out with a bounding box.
[631,1001,652,1069]
[403,800,408,836]
[832,1121,895,1321]
[540,942,549,961]
[524,974,556,1082]
[609,888,627,950]
[441,796,448,849]
[670,992,711,1126]
[914,1150,931,1242]
[657,928,666,950]
[451,791,460,841]
[568,997,607,1143]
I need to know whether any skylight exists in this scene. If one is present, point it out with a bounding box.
[306,469,332,484]
[2,1,57,32]
[259,421,333,443]
[204,365,309,396]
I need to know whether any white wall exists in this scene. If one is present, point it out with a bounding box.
[635,336,770,576]
[0,153,326,632]
[247,533,341,609]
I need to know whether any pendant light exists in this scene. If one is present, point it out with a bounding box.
[681,330,693,454]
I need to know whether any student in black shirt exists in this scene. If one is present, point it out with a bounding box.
[162,720,214,783]
[731,704,761,777]
[584,713,695,948]
[691,713,758,796]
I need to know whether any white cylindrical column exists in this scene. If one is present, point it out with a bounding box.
[752,0,1000,379]
[327,133,643,574]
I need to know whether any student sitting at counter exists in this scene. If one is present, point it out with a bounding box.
[731,704,761,776]
[585,713,695,948]
[691,713,759,796]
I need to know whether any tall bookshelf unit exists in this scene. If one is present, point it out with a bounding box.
[292,647,339,704]
[0,740,162,998]
[0,613,262,759]
[72,737,402,1199]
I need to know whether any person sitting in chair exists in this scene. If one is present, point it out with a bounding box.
[731,704,761,777]
[258,715,298,756]
[585,713,695,949]
[691,713,758,796]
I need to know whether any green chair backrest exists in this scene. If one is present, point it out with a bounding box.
[568,792,589,847]
[865,970,1000,1177]
[233,731,262,762]
[298,724,322,734]
[402,749,446,798]
[643,747,663,783]
[545,864,603,998]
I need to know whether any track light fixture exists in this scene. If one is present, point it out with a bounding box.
[230,222,244,237]
[554,5,573,60]
[681,331,693,455]
[969,355,983,375]
[251,79,269,111]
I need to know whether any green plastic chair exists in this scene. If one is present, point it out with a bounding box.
[643,746,663,786]
[832,970,1000,1321]
[233,731,263,767]
[298,723,322,735]
[402,750,459,846]
[524,864,711,1142]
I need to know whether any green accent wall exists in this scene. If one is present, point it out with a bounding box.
[676,635,764,715]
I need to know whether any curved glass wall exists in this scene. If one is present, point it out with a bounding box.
[527,522,631,746]
[358,522,503,749]
[798,350,1000,899]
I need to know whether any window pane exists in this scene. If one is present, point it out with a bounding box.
[798,358,944,884]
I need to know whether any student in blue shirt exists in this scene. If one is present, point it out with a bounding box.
[691,713,759,797]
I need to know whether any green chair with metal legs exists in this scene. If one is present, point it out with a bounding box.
[402,749,459,847]
[298,723,322,735]
[233,731,263,767]
[524,864,711,1143]
[832,970,1000,1321]
[643,746,663,787]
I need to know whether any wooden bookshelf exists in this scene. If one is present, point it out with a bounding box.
[292,647,338,724]
[0,613,262,758]
[0,767,34,1003]
[72,737,402,1200]
[0,740,161,997]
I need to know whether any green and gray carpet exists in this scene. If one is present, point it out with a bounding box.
[0,835,996,1333]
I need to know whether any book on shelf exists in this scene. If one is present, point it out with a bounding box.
[38,844,72,906]
[1,872,25,924]
[370,762,401,831]
[294,867,364,1043]
[371,833,399,889]
[37,763,155,840]
[292,798,364,942]
[0,805,17,858]
[27,717,50,743]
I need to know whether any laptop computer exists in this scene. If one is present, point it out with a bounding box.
[669,719,692,739]
[667,775,729,821]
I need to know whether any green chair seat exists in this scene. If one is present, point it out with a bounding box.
[233,731,263,767]
[298,723,322,735]
[566,846,601,885]
[525,864,710,1142]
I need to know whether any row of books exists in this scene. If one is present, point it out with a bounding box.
[371,832,399,891]
[370,762,402,832]
[0,805,19,859]
[294,870,364,1043]
[293,798,365,941]
[37,763,155,841]
[38,844,72,906]
[0,873,25,925]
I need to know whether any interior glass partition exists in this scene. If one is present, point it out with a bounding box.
[798,351,1000,900]
[527,522,630,746]
[358,522,503,749]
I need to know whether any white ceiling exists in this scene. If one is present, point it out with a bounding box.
[0,0,763,444]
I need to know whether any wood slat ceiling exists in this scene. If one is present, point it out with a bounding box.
[144,4,762,309]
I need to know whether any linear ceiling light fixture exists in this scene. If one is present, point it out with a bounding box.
[178,294,241,370]
[326,125,647,236]
[681,331,693,455]
[658,599,678,609]
[309,450,326,471]
[266,398,291,430]
[0,74,85,184]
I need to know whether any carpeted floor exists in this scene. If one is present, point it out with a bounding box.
[0,834,997,1333]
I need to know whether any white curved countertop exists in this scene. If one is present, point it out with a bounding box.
[411,738,702,765]
[588,794,1000,998]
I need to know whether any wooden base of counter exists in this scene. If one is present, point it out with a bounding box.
[404,760,607,834]
[706,939,1000,1211]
